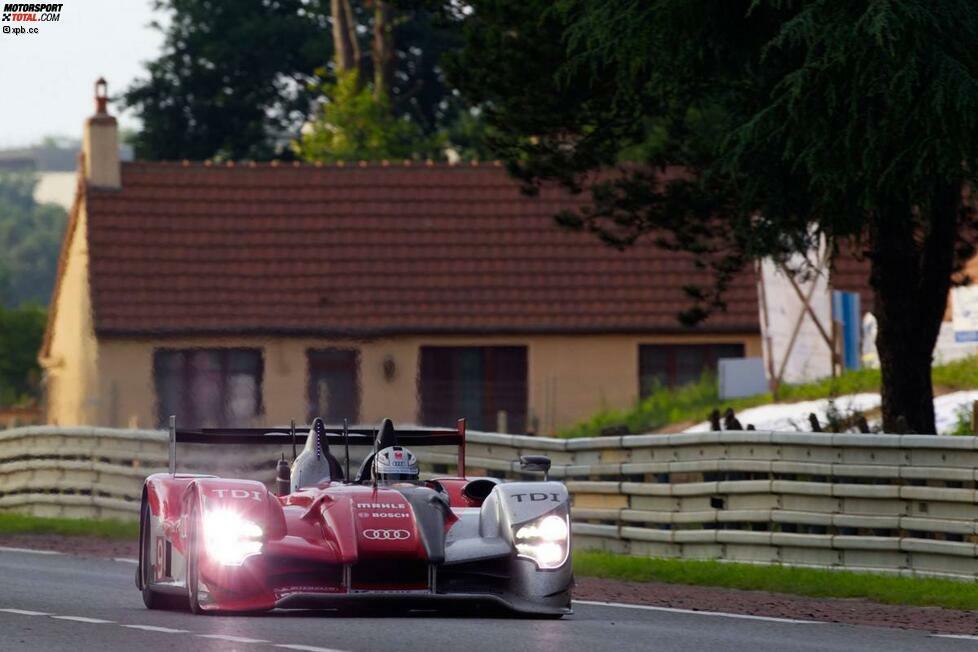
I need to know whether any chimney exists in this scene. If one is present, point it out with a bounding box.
[83,77,120,188]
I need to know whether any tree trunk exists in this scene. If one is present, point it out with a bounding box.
[331,0,361,74]
[870,182,961,434]
[372,0,394,103]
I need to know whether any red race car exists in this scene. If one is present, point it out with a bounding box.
[135,417,572,617]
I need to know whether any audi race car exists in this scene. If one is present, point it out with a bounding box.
[135,417,572,617]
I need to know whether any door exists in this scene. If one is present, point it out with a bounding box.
[419,346,527,433]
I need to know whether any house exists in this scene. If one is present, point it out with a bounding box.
[40,83,763,434]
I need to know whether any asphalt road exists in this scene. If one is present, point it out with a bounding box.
[0,549,975,652]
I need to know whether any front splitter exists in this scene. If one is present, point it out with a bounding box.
[273,591,572,616]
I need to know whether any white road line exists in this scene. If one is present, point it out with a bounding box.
[122,624,190,634]
[52,615,115,624]
[0,546,63,556]
[113,557,139,565]
[196,634,270,644]
[573,600,825,624]
[0,608,50,616]
[275,645,350,652]
[934,635,978,641]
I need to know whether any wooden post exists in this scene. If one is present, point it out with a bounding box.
[756,261,779,399]
[496,410,508,435]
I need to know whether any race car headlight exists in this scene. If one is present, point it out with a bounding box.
[202,508,263,566]
[514,513,569,569]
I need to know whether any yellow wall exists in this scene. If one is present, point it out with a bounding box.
[92,333,761,433]
[41,201,99,426]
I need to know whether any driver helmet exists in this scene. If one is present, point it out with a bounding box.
[374,445,419,483]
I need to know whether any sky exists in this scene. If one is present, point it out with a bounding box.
[0,0,164,149]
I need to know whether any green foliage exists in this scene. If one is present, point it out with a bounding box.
[950,404,974,436]
[0,304,46,407]
[558,374,756,438]
[932,357,978,389]
[294,71,436,162]
[777,367,881,402]
[124,0,330,161]
[0,513,138,540]
[126,0,484,161]
[445,0,625,183]
[449,0,978,313]
[558,358,978,437]
[574,551,978,611]
[441,107,499,162]
[0,171,67,308]
[448,0,978,434]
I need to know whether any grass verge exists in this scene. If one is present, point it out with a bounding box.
[574,550,978,611]
[0,512,138,540]
[559,357,978,437]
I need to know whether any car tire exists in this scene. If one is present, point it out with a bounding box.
[186,500,207,615]
[139,499,184,610]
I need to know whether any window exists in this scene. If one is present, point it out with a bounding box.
[154,348,263,428]
[307,348,360,423]
[639,343,745,396]
[419,346,527,433]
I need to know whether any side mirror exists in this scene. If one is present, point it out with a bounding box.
[519,455,551,481]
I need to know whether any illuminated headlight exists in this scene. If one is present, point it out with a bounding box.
[202,509,263,566]
[514,513,569,569]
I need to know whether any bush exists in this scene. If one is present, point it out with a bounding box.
[950,403,974,436]
[0,304,46,406]
[558,358,978,437]
[558,374,769,438]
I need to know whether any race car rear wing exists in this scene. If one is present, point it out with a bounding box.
[166,416,467,478]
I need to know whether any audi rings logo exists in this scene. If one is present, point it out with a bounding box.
[363,529,411,540]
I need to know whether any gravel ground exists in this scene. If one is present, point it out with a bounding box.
[0,534,138,558]
[4,534,978,635]
[573,576,978,636]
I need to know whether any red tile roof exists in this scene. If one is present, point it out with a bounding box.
[84,162,761,337]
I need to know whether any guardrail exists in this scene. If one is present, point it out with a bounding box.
[0,426,302,521]
[3,426,978,580]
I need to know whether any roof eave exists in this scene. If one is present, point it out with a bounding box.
[94,323,762,340]
[39,172,87,362]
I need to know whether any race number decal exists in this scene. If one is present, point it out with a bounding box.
[155,537,165,581]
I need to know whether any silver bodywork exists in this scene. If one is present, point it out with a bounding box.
[441,481,573,614]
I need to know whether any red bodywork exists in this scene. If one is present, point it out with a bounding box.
[143,474,477,611]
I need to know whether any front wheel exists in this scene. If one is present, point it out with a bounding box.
[186,501,207,614]
[139,500,185,610]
